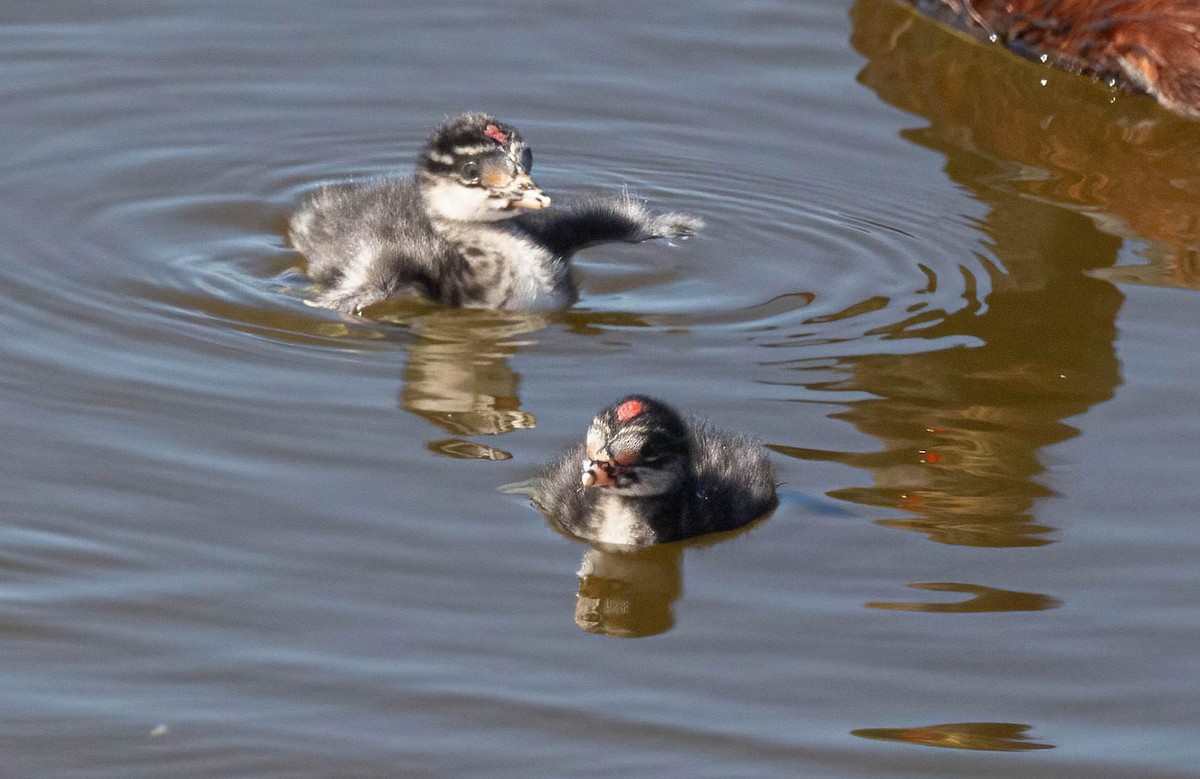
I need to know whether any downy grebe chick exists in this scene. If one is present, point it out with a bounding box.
[533,395,778,547]
[289,113,704,313]
[912,0,1200,119]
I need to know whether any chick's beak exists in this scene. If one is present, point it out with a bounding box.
[508,170,550,210]
[581,459,617,488]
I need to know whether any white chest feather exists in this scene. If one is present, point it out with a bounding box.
[591,494,649,546]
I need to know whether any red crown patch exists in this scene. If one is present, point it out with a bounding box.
[616,399,645,422]
[484,124,508,145]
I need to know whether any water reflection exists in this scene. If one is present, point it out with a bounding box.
[851,721,1055,751]
[854,0,1200,289]
[514,488,769,637]
[572,544,682,638]
[771,1,1136,547]
[772,228,1121,547]
[383,304,549,447]
[425,438,513,461]
[561,524,771,638]
[865,582,1061,613]
[385,303,671,459]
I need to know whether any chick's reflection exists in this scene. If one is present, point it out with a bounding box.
[548,524,770,639]
[391,306,548,457]
[393,305,660,457]
[572,545,682,638]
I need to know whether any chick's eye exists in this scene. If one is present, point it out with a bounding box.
[460,161,479,181]
[519,148,532,172]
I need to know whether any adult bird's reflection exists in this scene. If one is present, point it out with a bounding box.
[854,0,1200,290]
[771,1,1134,547]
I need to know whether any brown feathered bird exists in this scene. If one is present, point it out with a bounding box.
[913,0,1200,118]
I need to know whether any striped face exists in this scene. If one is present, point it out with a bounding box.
[581,395,691,496]
[419,114,550,222]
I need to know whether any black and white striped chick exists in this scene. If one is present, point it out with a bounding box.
[289,113,703,313]
[534,395,778,547]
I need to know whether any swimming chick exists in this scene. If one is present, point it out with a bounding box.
[912,0,1200,119]
[289,113,704,313]
[533,395,778,547]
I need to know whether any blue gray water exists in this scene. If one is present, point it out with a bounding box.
[3,1,1199,776]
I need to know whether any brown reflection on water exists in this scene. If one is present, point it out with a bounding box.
[425,438,513,461]
[851,721,1055,751]
[389,306,549,445]
[530,506,770,637]
[573,545,683,638]
[776,1,1140,547]
[865,582,1061,613]
[387,304,660,459]
[775,213,1122,547]
[854,0,1200,289]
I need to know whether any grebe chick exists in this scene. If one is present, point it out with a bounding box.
[533,395,778,547]
[914,0,1200,119]
[289,113,703,313]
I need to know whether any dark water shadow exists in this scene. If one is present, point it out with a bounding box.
[852,721,1055,751]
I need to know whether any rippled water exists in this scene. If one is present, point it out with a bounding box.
[4,1,1200,777]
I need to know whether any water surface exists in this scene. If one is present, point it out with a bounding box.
[3,1,1199,776]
